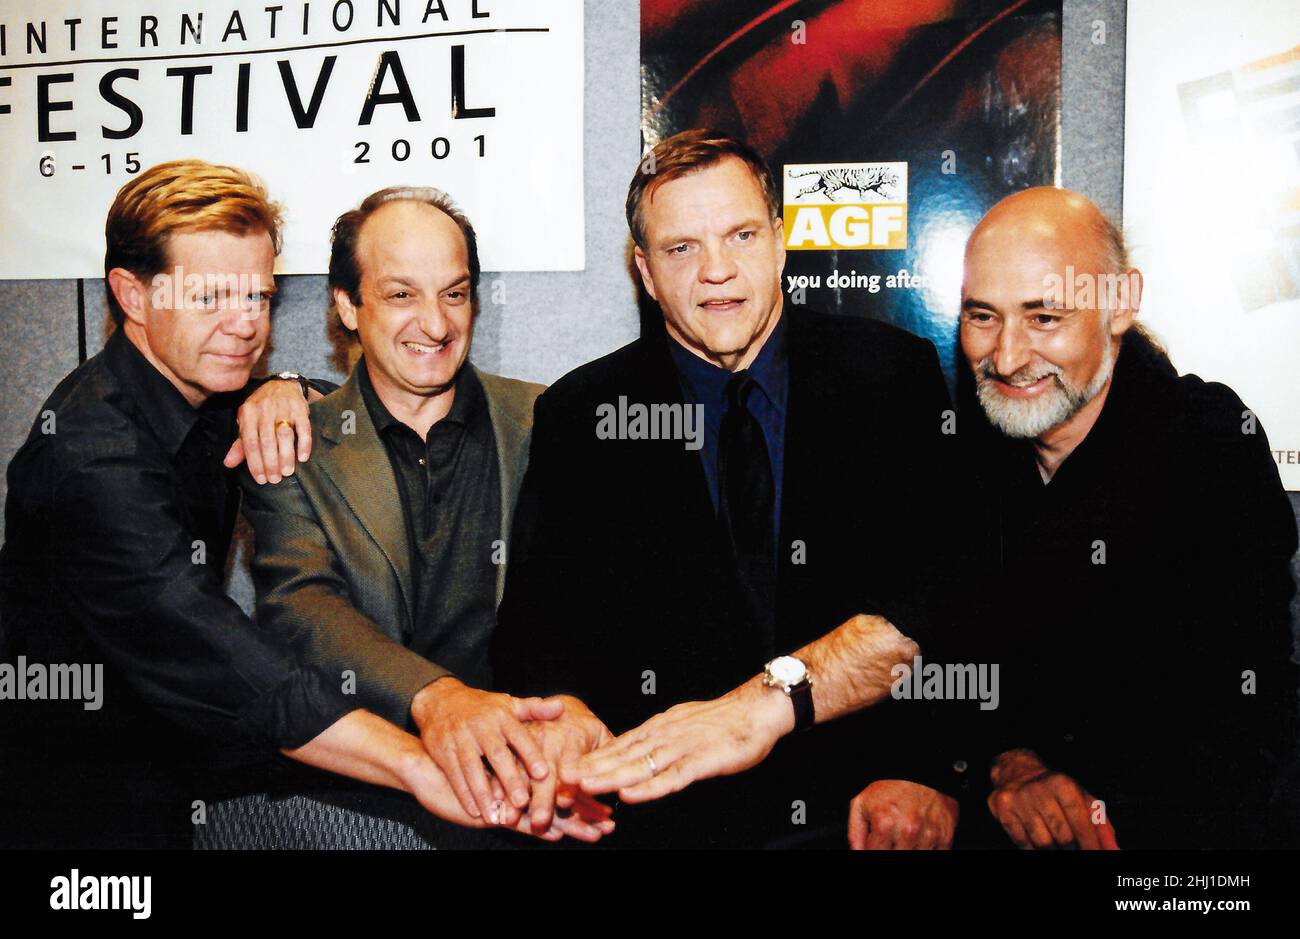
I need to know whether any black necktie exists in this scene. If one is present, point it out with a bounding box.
[717,371,777,641]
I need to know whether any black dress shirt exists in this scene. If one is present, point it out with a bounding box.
[0,329,352,848]
[667,312,789,537]
[355,359,501,690]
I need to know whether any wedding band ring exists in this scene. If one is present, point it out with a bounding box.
[275,419,294,430]
[645,753,659,776]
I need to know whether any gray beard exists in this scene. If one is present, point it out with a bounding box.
[976,341,1116,439]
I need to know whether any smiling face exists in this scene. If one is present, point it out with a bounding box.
[334,200,474,414]
[633,157,786,372]
[116,228,276,407]
[959,190,1136,441]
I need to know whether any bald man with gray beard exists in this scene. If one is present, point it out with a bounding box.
[965,188,1295,849]
[850,188,1297,850]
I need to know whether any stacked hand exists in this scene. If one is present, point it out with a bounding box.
[565,676,792,802]
[520,695,614,832]
[411,679,614,842]
[408,675,790,841]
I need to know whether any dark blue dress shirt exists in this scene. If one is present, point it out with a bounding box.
[667,313,789,548]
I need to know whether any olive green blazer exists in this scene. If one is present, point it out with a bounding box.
[240,363,544,727]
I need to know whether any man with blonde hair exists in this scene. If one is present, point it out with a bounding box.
[0,162,571,848]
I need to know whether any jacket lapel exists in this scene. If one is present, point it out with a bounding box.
[478,366,530,608]
[315,371,415,630]
[774,311,845,640]
[635,326,718,526]
[780,311,832,551]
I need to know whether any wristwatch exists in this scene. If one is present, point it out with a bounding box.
[276,371,312,400]
[763,655,814,731]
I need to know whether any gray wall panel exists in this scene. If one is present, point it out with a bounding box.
[1060,0,1127,219]
[4,1,1298,678]
[0,279,83,512]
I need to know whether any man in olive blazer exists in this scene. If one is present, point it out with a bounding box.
[230,359,547,848]
[218,187,611,848]
[240,362,541,724]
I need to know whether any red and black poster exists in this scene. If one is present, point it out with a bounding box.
[642,0,1062,381]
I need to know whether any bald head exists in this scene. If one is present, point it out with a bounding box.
[967,187,1126,274]
[959,187,1142,447]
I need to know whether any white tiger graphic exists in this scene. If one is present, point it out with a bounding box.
[788,166,899,201]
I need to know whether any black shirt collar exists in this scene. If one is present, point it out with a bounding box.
[356,356,487,439]
[103,328,217,458]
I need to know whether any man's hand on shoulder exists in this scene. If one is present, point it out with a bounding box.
[848,779,959,850]
[224,376,315,483]
[987,748,1119,850]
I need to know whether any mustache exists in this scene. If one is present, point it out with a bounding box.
[975,357,1064,388]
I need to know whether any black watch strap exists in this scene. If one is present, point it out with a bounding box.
[790,679,814,731]
[277,372,311,400]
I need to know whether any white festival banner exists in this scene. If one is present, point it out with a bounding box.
[0,0,584,277]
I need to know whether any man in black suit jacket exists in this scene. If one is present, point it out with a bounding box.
[492,130,965,848]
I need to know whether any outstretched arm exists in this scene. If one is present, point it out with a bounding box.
[568,613,918,802]
[285,708,612,842]
[241,456,578,826]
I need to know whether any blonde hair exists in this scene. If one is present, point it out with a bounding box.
[104,159,283,325]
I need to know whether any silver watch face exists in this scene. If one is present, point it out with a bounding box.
[767,655,806,686]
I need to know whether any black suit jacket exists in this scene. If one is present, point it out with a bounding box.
[492,308,967,848]
[0,331,349,849]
